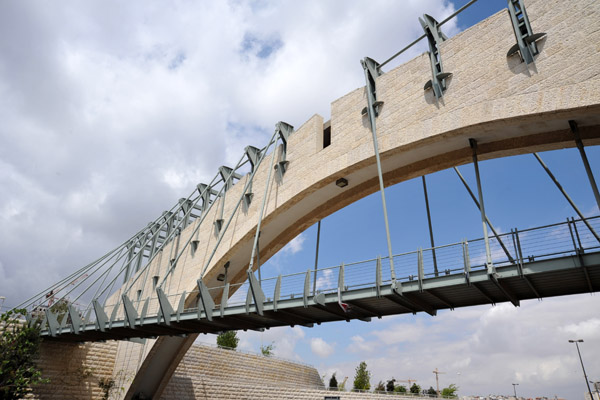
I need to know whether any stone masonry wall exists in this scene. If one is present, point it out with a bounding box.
[160,344,436,400]
[28,341,118,400]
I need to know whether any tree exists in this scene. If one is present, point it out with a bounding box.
[410,383,422,394]
[352,361,371,391]
[441,384,459,398]
[260,342,275,356]
[386,378,396,393]
[427,386,437,396]
[216,331,239,349]
[395,385,407,393]
[329,373,338,390]
[0,309,48,399]
[375,381,385,392]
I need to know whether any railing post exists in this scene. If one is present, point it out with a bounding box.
[313,220,321,296]
[511,229,523,277]
[376,256,382,298]
[462,240,471,285]
[418,248,424,292]
[571,217,585,254]
[567,218,579,254]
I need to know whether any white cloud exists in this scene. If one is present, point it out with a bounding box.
[347,335,377,354]
[310,337,335,358]
[283,233,306,255]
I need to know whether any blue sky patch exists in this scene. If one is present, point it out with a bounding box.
[241,32,283,60]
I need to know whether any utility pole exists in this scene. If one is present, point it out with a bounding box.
[512,383,519,399]
[433,368,446,397]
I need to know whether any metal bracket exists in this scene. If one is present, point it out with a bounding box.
[197,183,218,213]
[313,292,326,306]
[139,298,149,325]
[360,57,384,117]
[197,279,215,321]
[93,300,108,332]
[68,305,83,334]
[122,294,138,328]
[219,166,242,192]
[45,309,60,337]
[420,14,451,99]
[507,0,546,65]
[275,121,294,179]
[243,146,262,208]
[108,303,119,329]
[156,287,174,325]
[248,270,265,316]
[177,198,194,228]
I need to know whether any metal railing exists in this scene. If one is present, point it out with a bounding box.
[39,215,600,335]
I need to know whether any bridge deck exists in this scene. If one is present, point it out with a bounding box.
[41,251,600,343]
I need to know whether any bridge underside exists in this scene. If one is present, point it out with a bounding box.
[43,252,600,343]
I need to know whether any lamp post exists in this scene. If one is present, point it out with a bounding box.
[512,383,519,399]
[568,339,593,400]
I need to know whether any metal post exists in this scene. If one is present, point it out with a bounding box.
[569,340,593,400]
[313,220,321,296]
[534,153,600,243]
[361,59,396,281]
[570,120,600,211]
[470,139,494,271]
[422,176,438,276]
[512,383,519,399]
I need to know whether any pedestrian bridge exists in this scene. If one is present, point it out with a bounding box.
[39,216,600,342]
[16,0,600,398]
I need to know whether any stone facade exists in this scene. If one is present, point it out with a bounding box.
[29,341,118,400]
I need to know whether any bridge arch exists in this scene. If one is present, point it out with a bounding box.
[119,1,600,396]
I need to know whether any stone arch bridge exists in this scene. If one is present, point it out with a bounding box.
[20,0,600,398]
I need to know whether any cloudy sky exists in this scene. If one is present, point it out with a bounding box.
[1,0,598,399]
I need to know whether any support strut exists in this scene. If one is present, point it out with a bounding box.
[360,56,396,284]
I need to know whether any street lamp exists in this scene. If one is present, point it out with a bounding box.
[512,383,519,399]
[568,339,593,400]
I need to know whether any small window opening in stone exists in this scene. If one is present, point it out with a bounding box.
[323,120,331,148]
[136,289,142,301]
[152,276,159,290]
